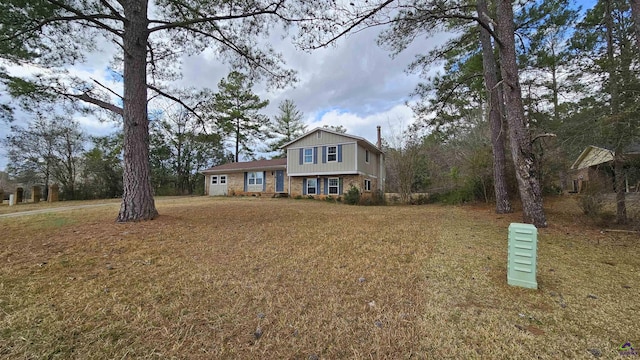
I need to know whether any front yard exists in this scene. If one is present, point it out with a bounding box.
[1,197,638,358]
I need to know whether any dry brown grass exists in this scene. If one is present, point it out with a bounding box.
[1,196,638,359]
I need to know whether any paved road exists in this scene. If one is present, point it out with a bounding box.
[0,203,118,219]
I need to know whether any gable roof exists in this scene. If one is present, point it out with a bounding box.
[571,146,614,170]
[280,127,383,154]
[570,143,640,170]
[202,158,286,174]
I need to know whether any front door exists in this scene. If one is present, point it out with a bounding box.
[275,170,284,192]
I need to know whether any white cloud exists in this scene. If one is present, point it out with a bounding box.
[1,13,452,171]
[308,103,416,146]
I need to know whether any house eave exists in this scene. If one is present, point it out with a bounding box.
[202,165,286,175]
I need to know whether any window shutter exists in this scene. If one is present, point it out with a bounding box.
[338,144,343,162]
[313,147,318,164]
[302,178,307,195]
[324,178,328,195]
[244,172,248,192]
[263,172,266,191]
[322,146,327,163]
[299,148,303,165]
[339,177,343,194]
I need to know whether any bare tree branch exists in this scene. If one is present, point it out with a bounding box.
[45,0,124,37]
[91,78,122,100]
[147,84,205,122]
[99,0,124,20]
[148,1,285,33]
[310,0,396,49]
[65,92,123,115]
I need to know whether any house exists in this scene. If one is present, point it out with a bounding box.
[202,158,288,196]
[202,127,385,197]
[570,144,640,193]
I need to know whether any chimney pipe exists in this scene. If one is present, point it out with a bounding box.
[376,125,382,149]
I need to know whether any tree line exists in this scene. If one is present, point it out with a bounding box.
[1,0,639,226]
[382,0,639,226]
[2,73,308,200]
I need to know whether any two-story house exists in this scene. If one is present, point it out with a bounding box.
[202,127,385,197]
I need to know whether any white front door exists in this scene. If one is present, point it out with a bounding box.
[209,175,228,196]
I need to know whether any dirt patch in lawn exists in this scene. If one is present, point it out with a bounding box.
[0,197,638,359]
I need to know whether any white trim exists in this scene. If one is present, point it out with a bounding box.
[355,143,358,169]
[306,178,318,195]
[247,171,264,185]
[328,177,340,195]
[279,127,382,154]
[326,145,338,162]
[303,147,314,164]
[290,171,359,176]
[203,165,285,174]
[287,141,356,151]
[289,171,377,177]
[364,178,372,192]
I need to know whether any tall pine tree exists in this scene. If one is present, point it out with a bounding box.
[212,72,269,162]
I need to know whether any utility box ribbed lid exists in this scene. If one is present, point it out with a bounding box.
[507,223,538,289]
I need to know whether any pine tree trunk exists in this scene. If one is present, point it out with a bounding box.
[477,0,512,214]
[117,0,158,222]
[496,0,547,227]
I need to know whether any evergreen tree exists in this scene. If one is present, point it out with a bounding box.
[266,99,307,157]
[212,71,269,162]
[570,0,640,223]
[0,0,327,221]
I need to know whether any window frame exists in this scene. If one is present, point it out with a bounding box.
[211,176,218,185]
[220,175,227,184]
[364,179,371,192]
[303,148,313,164]
[307,178,317,195]
[248,172,263,185]
[328,178,339,195]
[365,149,370,163]
[327,146,337,162]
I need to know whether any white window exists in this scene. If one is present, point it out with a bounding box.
[248,172,263,185]
[304,148,313,164]
[328,178,339,195]
[365,150,370,163]
[211,176,218,184]
[307,178,317,195]
[327,146,337,162]
[364,179,371,191]
[220,176,227,184]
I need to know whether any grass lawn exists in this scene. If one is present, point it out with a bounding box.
[1,196,638,359]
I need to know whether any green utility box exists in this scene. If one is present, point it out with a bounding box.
[507,223,538,289]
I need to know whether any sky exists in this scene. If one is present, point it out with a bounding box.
[0,18,442,170]
[0,0,597,171]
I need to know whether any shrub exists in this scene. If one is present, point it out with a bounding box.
[344,185,361,205]
[410,194,429,205]
[359,190,386,206]
[577,193,604,218]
